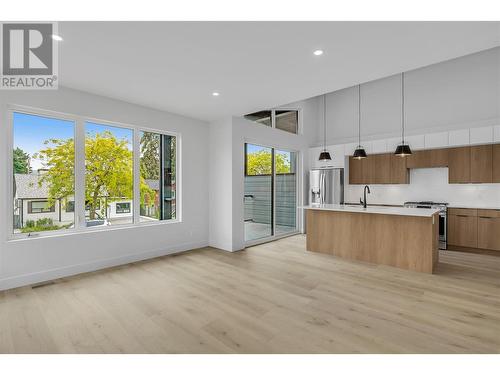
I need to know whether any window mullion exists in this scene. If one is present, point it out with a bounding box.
[133,129,141,224]
[74,118,86,230]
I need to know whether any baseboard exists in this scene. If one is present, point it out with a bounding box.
[0,240,209,291]
[446,245,500,257]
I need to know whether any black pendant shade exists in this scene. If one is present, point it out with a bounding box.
[394,144,412,157]
[319,150,332,160]
[353,146,367,159]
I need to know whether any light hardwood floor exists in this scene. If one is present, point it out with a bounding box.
[1,234,499,353]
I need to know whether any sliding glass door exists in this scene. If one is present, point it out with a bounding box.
[244,143,297,242]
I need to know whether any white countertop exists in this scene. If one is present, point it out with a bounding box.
[300,204,439,217]
[448,204,500,210]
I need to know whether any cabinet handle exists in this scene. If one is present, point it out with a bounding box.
[456,215,469,217]
[479,216,493,219]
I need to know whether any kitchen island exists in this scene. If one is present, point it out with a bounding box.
[302,204,440,273]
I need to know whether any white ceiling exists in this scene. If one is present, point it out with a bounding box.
[58,22,500,122]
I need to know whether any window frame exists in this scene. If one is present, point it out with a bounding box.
[115,202,131,214]
[28,200,56,214]
[7,104,182,241]
[244,108,301,135]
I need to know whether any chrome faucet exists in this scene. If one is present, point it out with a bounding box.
[360,185,371,208]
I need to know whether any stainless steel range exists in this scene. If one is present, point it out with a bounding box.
[404,201,448,250]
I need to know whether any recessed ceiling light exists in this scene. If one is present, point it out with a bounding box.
[52,34,63,42]
[212,92,220,97]
[313,50,324,56]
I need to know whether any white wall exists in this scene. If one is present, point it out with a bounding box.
[208,96,319,251]
[0,87,209,290]
[314,47,500,146]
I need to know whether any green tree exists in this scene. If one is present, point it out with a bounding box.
[13,147,31,174]
[140,132,160,180]
[37,131,154,220]
[246,150,291,175]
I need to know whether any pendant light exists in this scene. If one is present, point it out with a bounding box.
[319,94,332,160]
[353,84,367,159]
[394,72,412,157]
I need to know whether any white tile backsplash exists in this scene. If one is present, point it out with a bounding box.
[345,168,500,207]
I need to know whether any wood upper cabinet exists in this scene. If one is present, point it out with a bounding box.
[427,148,449,167]
[406,149,448,169]
[470,145,492,183]
[349,157,363,184]
[373,154,391,184]
[493,144,500,183]
[448,147,471,184]
[390,154,408,184]
[448,210,478,248]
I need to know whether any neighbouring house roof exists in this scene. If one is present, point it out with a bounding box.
[14,173,50,199]
[145,179,159,191]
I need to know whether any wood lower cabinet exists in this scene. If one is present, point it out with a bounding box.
[493,144,500,183]
[478,217,500,251]
[470,145,492,183]
[448,147,471,184]
[448,210,478,248]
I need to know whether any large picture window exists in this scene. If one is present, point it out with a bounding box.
[85,122,134,226]
[12,112,75,234]
[10,108,179,238]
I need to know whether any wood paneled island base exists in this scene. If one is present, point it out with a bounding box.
[306,209,439,273]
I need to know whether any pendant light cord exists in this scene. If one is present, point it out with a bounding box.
[323,94,327,150]
[358,84,361,147]
[401,72,405,144]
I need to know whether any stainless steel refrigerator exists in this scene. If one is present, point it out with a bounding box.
[309,168,344,204]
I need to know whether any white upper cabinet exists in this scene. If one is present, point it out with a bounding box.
[495,125,500,142]
[470,126,493,145]
[424,132,448,149]
[405,135,425,150]
[386,137,401,151]
[448,129,470,147]
[343,143,358,156]
[371,139,387,154]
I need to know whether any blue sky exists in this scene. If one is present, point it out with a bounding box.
[13,112,132,171]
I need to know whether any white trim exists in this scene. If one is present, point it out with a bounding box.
[133,128,141,224]
[244,231,300,248]
[7,103,182,241]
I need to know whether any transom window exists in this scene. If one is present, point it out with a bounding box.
[244,109,299,134]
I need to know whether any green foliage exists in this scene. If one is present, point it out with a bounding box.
[246,150,291,175]
[140,132,160,180]
[13,147,31,174]
[21,218,62,233]
[36,131,152,220]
